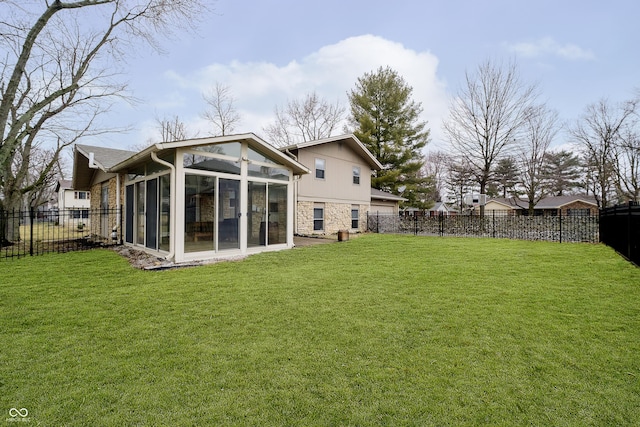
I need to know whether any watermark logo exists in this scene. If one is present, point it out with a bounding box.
[6,408,29,423]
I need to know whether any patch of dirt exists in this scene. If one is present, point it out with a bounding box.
[111,245,246,270]
[111,235,342,270]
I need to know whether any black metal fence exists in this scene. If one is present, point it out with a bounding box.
[367,210,599,243]
[599,202,640,265]
[0,207,121,261]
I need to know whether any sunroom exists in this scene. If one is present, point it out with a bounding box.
[110,134,309,263]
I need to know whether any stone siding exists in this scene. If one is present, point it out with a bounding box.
[89,175,124,239]
[297,201,369,235]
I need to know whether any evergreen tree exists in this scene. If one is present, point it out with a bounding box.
[447,158,476,213]
[348,66,431,208]
[542,150,583,196]
[491,157,520,198]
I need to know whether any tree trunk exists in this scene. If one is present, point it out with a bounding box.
[1,186,24,243]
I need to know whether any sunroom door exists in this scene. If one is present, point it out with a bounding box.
[218,178,240,250]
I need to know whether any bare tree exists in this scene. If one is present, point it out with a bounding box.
[443,58,538,215]
[156,115,192,143]
[263,91,345,146]
[518,105,560,214]
[422,150,450,202]
[25,145,67,207]
[569,98,637,207]
[202,82,241,136]
[0,0,209,241]
[613,123,640,202]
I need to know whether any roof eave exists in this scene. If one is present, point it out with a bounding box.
[282,134,382,171]
[109,133,311,175]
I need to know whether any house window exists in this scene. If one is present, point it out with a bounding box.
[315,158,325,179]
[74,191,88,200]
[567,208,590,216]
[353,166,360,185]
[313,205,324,231]
[351,206,359,229]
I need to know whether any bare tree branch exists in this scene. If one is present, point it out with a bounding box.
[0,0,210,241]
[568,98,637,207]
[202,82,241,136]
[443,58,538,214]
[263,91,345,147]
[518,105,560,213]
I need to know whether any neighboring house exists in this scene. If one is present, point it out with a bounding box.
[483,195,598,216]
[54,179,91,226]
[427,202,456,217]
[370,188,406,215]
[281,135,383,235]
[400,202,456,217]
[483,198,519,215]
[73,133,309,263]
[533,195,598,216]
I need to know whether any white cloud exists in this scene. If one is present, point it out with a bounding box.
[505,37,595,60]
[158,35,449,145]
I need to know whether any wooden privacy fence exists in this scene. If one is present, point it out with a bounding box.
[367,210,599,243]
[1,207,121,260]
[599,202,640,265]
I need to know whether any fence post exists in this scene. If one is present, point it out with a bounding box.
[29,207,35,256]
[492,210,496,239]
[559,209,563,243]
[628,201,633,260]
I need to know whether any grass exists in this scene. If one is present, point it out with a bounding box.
[1,234,639,425]
[19,222,87,242]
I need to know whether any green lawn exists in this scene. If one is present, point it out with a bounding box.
[1,234,639,426]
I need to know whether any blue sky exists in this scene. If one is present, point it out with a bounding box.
[96,0,639,152]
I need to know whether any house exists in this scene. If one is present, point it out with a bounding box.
[483,195,598,216]
[370,188,406,214]
[281,135,382,235]
[73,144,137,241]
[427,202,456,217]
[54,179,91,226]
[73,133,311,263]
[483,198,520,215]
[533,195,598,216]
[398,202,457,217]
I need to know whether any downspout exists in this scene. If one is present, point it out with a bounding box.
[284,149,299,236]
[115,173,121,243]
[151,151,176,261]
[293,175,299,235]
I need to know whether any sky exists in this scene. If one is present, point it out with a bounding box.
[91,0,640,154]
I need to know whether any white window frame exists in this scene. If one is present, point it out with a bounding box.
[315,158,325,180]
[352,166,360,185]
[313,204,324,231]
[351,206,359,229]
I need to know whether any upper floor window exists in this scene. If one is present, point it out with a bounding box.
[352,166,360,185]
[74,191,88,200]
[315,158,325,179]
